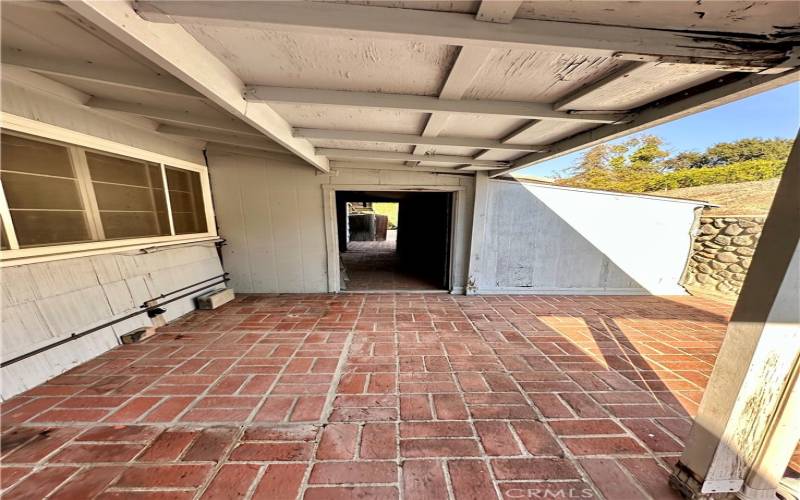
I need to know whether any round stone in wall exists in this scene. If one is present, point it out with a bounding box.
[717,252,739,263]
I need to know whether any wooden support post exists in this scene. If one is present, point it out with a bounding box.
[466,171,490,295]
[670,133,800,499]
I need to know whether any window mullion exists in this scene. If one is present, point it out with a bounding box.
[160,163,176,236]
[0,179,20,250]
[69,147,105,241]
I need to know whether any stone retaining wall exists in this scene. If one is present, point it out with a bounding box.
[683,216,764,297]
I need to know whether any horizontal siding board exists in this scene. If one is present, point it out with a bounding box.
[1,244,223,400]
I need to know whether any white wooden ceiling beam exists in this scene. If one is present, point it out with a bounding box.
[473,120,542,160]
[493,69,800,177]
[2,52,200,99]
[134,1,792,69]
[409,46,494,165]
[476,0,522,24]
[437,46,494,100]
[66,0,329,172]
[87,97,262,136]
[157,124,287,153]
[315,148,509,167]
[245,87,626,123]
[294,128,546,152]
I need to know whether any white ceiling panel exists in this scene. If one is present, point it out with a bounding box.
[183,25,458,95]
[564,63,728,111]
[466,50,625,103]
[438,115,530,139]
[271,103,427,133]
[503,121,599,146]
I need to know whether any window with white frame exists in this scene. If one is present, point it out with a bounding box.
[0,132,212,252]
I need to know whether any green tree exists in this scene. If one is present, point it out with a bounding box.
[663,151,705,170]
[699,138,792,166]
[555,135,790,193]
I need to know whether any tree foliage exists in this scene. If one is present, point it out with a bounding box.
[557,136,790,193]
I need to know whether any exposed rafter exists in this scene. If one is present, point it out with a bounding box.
[157,124,287,153]
[494,69,800,177]
[245,87,626,123]
[475,0,522,24]
[473,120,541,160]
[294,128,546,152]
[135,1,794,69]
[66,0,329,172]
[87,97,262,136]
[2,52,200,99]
[409,46,494,166]
[315,148,509,167]
[553,62,649,111]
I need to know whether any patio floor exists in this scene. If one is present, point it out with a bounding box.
[341,233,442,291]
[0,292,776,499]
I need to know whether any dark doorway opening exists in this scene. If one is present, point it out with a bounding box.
[335,191,453,291]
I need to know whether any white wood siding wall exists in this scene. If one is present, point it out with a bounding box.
[207,149,475,293]
[1,244,224,399]
[472,179,702,295]
[0,71,223,399]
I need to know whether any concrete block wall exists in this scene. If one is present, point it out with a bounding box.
[0,243,224,400]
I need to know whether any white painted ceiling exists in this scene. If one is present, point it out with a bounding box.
[2,1,798,174]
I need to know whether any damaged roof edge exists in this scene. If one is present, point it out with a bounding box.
[496,175,720,207]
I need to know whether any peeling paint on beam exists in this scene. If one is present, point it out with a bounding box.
[134,1,797,69]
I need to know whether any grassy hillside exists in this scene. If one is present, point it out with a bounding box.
[658,178,779,215]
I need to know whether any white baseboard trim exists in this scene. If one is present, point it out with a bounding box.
[472,287,652,295]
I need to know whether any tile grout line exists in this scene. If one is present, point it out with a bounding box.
[297,294,362,500]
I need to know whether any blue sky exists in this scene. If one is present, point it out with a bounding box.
[517,81,800,178]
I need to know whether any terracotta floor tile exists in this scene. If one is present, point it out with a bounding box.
[2,293,753,499]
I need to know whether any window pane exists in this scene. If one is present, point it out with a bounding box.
[86,152,161,187]
[86,152,171,239]
[166,166,207,234]
[1,172,84,209]
[1,134,75,177]
[11,211,91,247]
[100,212,169,239]
[0,135,92,248]
[1,219,10,250]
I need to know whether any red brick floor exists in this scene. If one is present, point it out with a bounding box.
[0,293,762,499]
[341,234,442,291]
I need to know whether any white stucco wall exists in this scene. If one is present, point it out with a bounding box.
[206,148,475,293]
[471,179,703,295]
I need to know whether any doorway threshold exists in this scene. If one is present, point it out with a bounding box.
[339,289,450,294]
